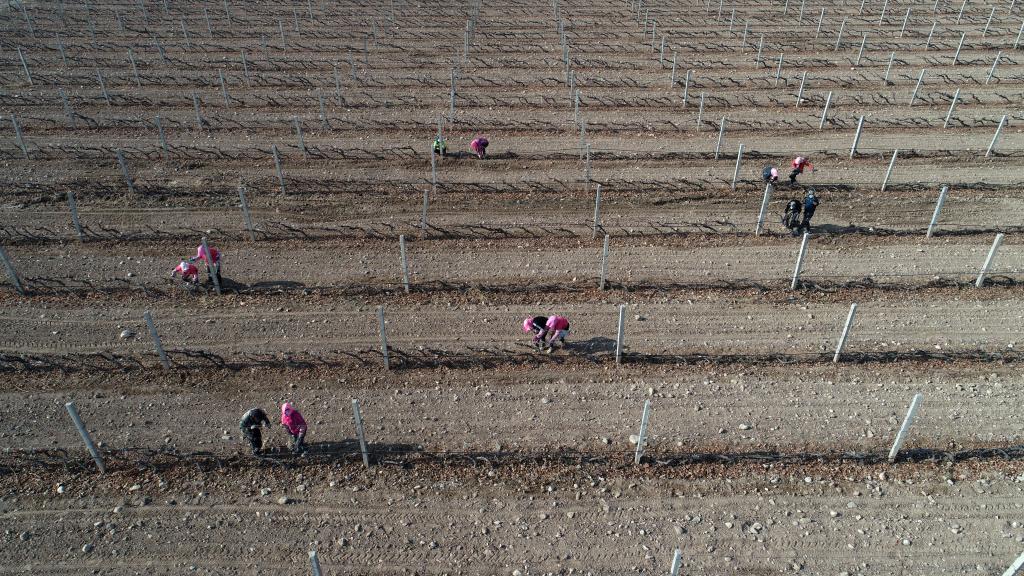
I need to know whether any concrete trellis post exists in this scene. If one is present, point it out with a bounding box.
[96,69,111,104]
[819,91,832,129]
[682,70,691,106]
[420,190,430,237]
[880,149,899,192]
[926,185,948,238]
[309,550,323,576]
[238,181,256,241]
[791,232,810,289]
[953,32,966,65]
[755,34,764,66]
[986,52,1001,84]
[191,92,205,131]
[318,94,328,131]
[59,88,74,127]
[219,70,230,106]
[796,71,807,106]
[832,303,858,362]
[1015,21,1024,50]
[731,144,743,191]
[241,50,252,88]
[17,47,32,86]
[774,53,784,86]
[850,116,865,158]
[879,0,888,23]
[633,399,651,465]
[987,115,1007,157]
[399,235,410,293]
[815,8,825,38]
[65,402,106,473]
[925,22,936,50]
[144,310,170,369]
[943,89,960,128]
[203,7,213,35]
[155,115,169,159]
[900,8,910,37]
[599,234,610,290]
[883,52,895,84]
[755,183,773,236]
[67,191,85,242]
[1000,550,1024,576]
[128,49,141,87]
[983,6,995,36]
[888,393,923,462]
[854,33,867,67]
[11,115,28,159]
[377,306,390,369]
[696,93,705,130]
[615,304,626,365]
[741,22,749,48]
[670,549,683,576]
[714,117,726,159]
[670,52,677,86]
[116,150,136,194]
[975,233,1005,287]
[293,117,307,159]
[909,69,926,106]
[592,184,602,239]
[0,246,24,295]
[352,399,370,467]
[200,237,222,295]
[834,18,846,51]
[272,145,286,194]
[956,0,967,22]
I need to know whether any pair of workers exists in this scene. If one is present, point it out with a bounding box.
[171,244,223,286]
[239,403,307,456]
[433,136,489,159]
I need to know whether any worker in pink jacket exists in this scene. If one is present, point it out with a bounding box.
[280,402,307,454]
[192,244,222,286]
[522,315,570,353]
[170,259,199,285]
[789,156,814,185]
[470,137,489,159]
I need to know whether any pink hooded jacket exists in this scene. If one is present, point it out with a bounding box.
[281,403,307,435]
[545,316,569,331]
[195,245,221,264]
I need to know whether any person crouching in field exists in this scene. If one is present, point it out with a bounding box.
[239,407,272,455]
[171,259,200,285]
[762,165,779,185]
[470,137,489,159]
[281,403,307,454]
[522,315,570,353]
[789,156,814,185]
[782,198,802,236]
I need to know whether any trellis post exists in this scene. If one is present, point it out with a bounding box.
[11,115,28,159]
[832,303,858,362]
[943,89,960,128]
[883,52,895,84]
[633,399,651,465]
[819,91,832,129]
[239,181,256,241]
[17,47,32,85]
[953,32,966,65]
[926,185,948,238]
[986,114,1007,157]
[377,306,390,369]
[67,191,85,242]
[881,149,898,192]
[65,402,106,473]
[986,52,1001,84]
[796,71,806,107]
[755,183,773,236]
[144,310,170,369]
[888,394,923,462]
[592,184,602,239]
[0,247,24,295]
[714,117,726,160]
[909,68,926,106]
[599,234,610,290]
[975,233,1005,288]
[116,150,136,194]
[352,399,370,467]
[850,116,865,158]
[615,304,626,365]
[791,232,810,289]
[731,144,743,191]
[399,235,410,293]
[272,144,286,194]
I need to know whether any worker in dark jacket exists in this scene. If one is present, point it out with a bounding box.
[798,189,820,234]
[239,407,272,455]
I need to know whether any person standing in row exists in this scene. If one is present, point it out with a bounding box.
[239,407,272,455]
[281,402,308,454]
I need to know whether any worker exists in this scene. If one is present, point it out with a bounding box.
[782,198,802,236]
[762,165,779,185]
[238,407,272,455]
[522,315,570,353]
[432,135,447,158]
[193,244,222,286]
[170,259,200,285]
[798,188,820,234]
[470,136,489,159]
[789,156,814,185]
[280,402,307,454]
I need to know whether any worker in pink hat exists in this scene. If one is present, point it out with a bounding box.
[522,315,570,353]
[470,137,489,159]
[280,402,307,454]
[192,244,222,286]
[170,259,200,285]
[762,165,779,185]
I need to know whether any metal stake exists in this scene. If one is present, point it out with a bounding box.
[881,149,899,192]
[599,234,610,290]
[819,91,832,129]
[399,235,410,293]
[832,303,858,362]
[731,144,744,191]
[791,232,811,289]
[850,115,865,158]
[377,306,390,369]
[943,89,960,128]
[976,233,1005,287]
[0,246,24,295]
[888,394,923,462]
[67,191,84,241]
[926,185,948,238]
[986,114,1007,157]
[352,399,370,467]
[633,399,651,465]
[615,304,626,365]
[144,310,170,369]
[65,402,106,473]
